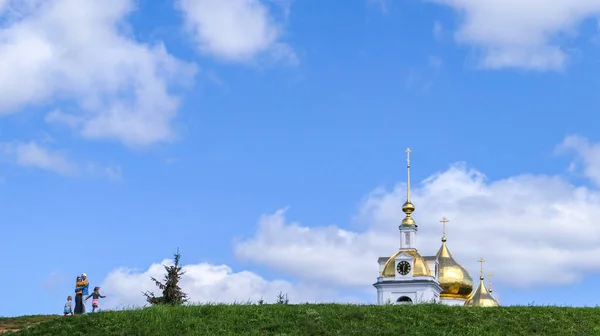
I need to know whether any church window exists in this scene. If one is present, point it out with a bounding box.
[396,296,413,305]
[404,233,410,246]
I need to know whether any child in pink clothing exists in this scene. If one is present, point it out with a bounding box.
[85,286,107,313]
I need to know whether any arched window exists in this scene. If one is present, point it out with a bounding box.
[396,296,413,305]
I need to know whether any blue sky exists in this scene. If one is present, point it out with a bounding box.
[2,0,600,316]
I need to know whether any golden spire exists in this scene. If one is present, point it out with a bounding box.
[439,217,449,242]
[488,272,493,293]
[464,258,499,307]
[406,148,412,203]
[401,148,416,226]
[477,257,485,280]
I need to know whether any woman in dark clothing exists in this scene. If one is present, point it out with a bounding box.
[74,276,84,314]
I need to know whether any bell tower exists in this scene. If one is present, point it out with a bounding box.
[373,147,442,305]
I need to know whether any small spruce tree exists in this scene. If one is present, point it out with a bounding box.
[143,248,189,305]
[276,291,289,304]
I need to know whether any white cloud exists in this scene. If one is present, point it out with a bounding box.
[86,163,122,181]
[235,135,600,292]
[100,259,353,309]
[45,109,82,129]
[0,141,120,179]
[42,272,69,292]
[558,135,600,187]
[0,141,77,175]
[176,0,296,64]
[426,0,600,70]
[0,0,196,147]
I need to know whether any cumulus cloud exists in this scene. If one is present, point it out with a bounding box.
[0,0,196,147]
[0,141,120,179]
[42,272,69,292]
[100,259,354,309]
[176,0,296,64]
[427,0,600,70]
[0,141,77,175]
[236,135,600,290]
[558,134,600,187]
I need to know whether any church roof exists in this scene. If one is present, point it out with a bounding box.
[464,276,499,307]
[464,259,499,307]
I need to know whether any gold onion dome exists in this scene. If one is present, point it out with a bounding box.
[435,217,474,300]
[464,259,499,307]
[436,239,474,299]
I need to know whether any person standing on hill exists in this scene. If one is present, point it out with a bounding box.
[85,287,107,313]
[75,273,89,314]
[63,296,74,316]
[74,276,84,314]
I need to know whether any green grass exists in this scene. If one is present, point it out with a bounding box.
[5,304,600,336]
[0,315,59,332]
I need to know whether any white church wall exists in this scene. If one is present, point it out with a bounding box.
[374,280,442,305]
[377,257,388,274]
[425,259,437,279]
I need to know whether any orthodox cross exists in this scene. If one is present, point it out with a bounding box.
[439,217,449,238]
[477,257,485,277]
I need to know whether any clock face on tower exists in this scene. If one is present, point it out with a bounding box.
[396,261,411,275]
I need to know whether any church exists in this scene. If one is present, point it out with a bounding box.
[373,148,499,307]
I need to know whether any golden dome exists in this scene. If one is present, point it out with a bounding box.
[381,249,431,277]
[464,276,499,307]
[436,241,474,299]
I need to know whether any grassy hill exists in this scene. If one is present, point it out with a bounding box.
[3,304,600,335]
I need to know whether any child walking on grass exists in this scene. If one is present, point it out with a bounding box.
[64,296,73,316]
[85,287,107,313]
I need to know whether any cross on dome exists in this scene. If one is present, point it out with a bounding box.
[439,217,449,242]
[477,258,485,280]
